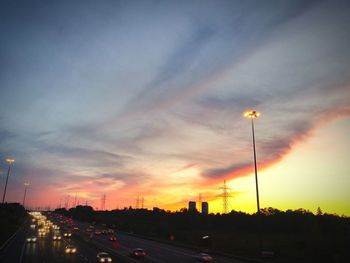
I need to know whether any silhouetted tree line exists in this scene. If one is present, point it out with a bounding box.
[0,203,27,246]
[54,206,350,262]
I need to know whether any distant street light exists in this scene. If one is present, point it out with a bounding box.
[244,110,261,213]
[23,182,30,207]
[2,158,15,204]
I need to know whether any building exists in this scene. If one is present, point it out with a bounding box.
[202,202,209,214]
[188,201,196,212]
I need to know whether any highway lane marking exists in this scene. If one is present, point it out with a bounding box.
[117,234,197,258]
[56,219,233,263]
[78,253,89,262]
[95,237,194,262]
[18,224,31,263]
[19,240,26,263]
[85,228,197,262]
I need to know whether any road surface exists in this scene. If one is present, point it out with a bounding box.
[1,212,249,263]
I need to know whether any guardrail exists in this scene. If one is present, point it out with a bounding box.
[0,218,29,254]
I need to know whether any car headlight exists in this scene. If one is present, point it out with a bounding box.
[100,259,105,262]
[72,248,76,253]
[108,258,112,262]
[26,238,31,242]
[32,238,37,242]
[65,249,70,253]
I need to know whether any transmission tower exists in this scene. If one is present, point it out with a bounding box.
[73,193,77,208]
[136,196,140,209]
[101,194,106,211]
[220,180,231,214]
[65,195,70,209]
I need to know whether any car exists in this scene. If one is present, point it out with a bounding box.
[64,245,77,254]
[97,252,112,262]
[52,235,62,240]
[95,231,101,235]
[107,229,114,234]
[38,229,47,236]
[63,232,72,237]
[26,236,37,243]
[109,236,117,241]
[130,248,146,258]
[195,253,213,262]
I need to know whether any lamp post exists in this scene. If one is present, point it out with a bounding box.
[23,182,29,207]
[2,158,15,204]
[244,111,260,213]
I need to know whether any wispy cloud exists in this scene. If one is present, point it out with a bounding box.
[0,0,349,211]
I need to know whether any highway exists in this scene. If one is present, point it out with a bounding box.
[0,212,247,263]
[52,214,246,263]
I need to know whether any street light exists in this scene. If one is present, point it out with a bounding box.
[2,158,15,204]
[244,110,260,213]
[23,182,30,207]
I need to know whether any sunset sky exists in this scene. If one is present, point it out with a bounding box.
[1,0,349,215]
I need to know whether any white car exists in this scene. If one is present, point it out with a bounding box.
[52,235,62,240]
[26,236,37,243]
[97,252,112,262]
[65,245,77,254]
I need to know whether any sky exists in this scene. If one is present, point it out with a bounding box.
[0,0,349,215]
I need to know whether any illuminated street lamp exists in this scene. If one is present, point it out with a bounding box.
[2,158,15,204]
[23,182,30,207]
[244,110,261,213]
